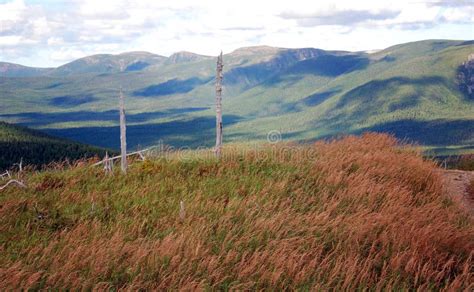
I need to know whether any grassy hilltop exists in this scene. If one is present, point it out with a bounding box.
[0,134,472,290]
[1,40,473,153]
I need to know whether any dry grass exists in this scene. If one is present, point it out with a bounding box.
[455,154,474,171]
[467,179,474,200]
[0,133,472,290]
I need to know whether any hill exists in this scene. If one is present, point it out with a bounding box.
[0,40,473,153]
[0,122,109,170]
[0,134,472,289]
[0,62,52,77]
[47,51,167,76]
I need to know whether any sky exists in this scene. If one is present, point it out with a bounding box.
[0,0,473,67]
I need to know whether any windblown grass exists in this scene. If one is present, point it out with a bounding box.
[468,179,474,199]
[454,154,474,171]
[0,133,472,290]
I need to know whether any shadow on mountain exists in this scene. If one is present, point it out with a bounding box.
[337,76,448,108]
[431,41,456,51]
[225,64,278,87]
[43,115,242,149]
[223,129,306,143]
[299,119,474,148]
[0,107,209,126]
[49,94,98,108]
[247,89,342,118]
[43,82,65,89]
[388,96,420,111]
[301,89,341,106]
[134,77,212,97]
[224,48,327,87]
[284,55,370,77]
[264,74,304,87]
[357,119,474,146]
[125,61,151,71]
[381,55,396,62]
[456,40,474,46]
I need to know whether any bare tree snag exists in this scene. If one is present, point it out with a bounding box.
[103,151,113,174]
[215,51,224,158]
[119,87,128,174]
[179,200,186,221]
[14,158,23,172]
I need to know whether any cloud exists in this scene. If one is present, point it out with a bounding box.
[0,35,36,46]
[279,9,401,27]
[221,26,264,31]
[427,0,473,8]
[0,0,473,67]
[49,48,88,62]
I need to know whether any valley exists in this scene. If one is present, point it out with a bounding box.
[1,39,473,154]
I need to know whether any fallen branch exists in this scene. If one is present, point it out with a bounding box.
[92,146,160,166]
[0,179,27,191]
[0,171,11,180]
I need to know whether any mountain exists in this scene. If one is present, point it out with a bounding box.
[0,62,52,77]
[47,51,167,76]
[0,121,109,170]
[166,51,212,64]
[0,39,473,154]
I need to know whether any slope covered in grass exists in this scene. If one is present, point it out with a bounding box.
[0,134,472,290]
[0,121,109,170]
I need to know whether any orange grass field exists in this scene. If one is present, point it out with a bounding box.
[0,133,473,290]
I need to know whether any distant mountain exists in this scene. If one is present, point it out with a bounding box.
[0,62,52,77]
[0,40,473,154]
[0,121,109,170]
[47,51,167,76]
[166,51,212,64]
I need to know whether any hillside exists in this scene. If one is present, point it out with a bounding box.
[0,40,473,153]
[0,134,472,289]
[0,62,52,77]
[47,51,167,76]
[0,122,109,170]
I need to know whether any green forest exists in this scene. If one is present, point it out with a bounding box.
[0,122,109,170]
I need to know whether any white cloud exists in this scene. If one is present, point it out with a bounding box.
[47,37,64,45]
[0,0,472,67]
[49,47,87,62]
[0,35,26,46]
[0,0,26,22]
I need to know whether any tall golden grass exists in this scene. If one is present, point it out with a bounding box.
[0,133,472,290]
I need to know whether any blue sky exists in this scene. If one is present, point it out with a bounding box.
[1,0,473,67]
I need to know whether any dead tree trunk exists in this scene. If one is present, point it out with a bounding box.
[215,51,224,158]
[103,151,113,174]
[119,87,128,174]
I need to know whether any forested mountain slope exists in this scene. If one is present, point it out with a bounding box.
[0,39,472,153]
[0,122,108,170]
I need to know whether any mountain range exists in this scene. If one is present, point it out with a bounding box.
[1,39,473,155]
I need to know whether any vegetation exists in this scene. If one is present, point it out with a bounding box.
[0,122,110,170]
[0,134,472,290]
[0,40,473,154]
[436,154,474,171]
[453,155,474,171]
[468,179,474,199]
